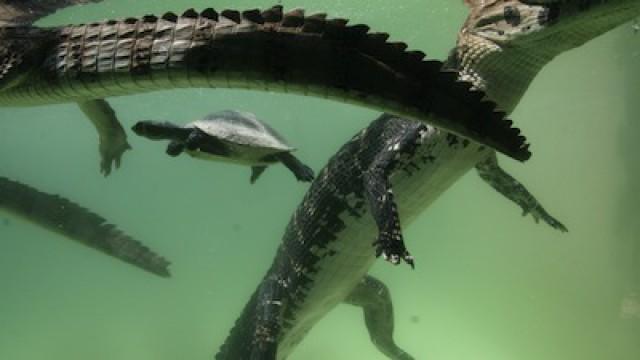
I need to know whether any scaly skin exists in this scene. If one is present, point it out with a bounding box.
[0,6,530,161]
[0,176,170,277]
[215,114,561,360]
[449,0,640,113]
[215,1,638,359]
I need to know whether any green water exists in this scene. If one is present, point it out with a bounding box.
[1,1,639,359]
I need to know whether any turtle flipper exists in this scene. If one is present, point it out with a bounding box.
[77,99,131,177]
[250,166,267,184]
[276,152,314,182]
[184,130,207,151]
[166,141,185,157]
[344,276,414,360]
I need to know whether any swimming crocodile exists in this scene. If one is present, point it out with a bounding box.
[0,5,531,176]
[0,176,170,277]
[213,1,640,359]
[214,113,563,360]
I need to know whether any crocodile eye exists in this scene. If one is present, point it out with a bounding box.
[504,6,521,26]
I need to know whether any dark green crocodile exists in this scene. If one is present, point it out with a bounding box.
[0,176,170,277]
[214,113,563,360]
[213,1,639,359]
[0,4,531,174]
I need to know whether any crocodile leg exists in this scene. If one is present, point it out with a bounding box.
[364,119,428,268]
[475,152,568,232]
[344,275,414,360]
[250,276,285,360]
[76,99,131,177]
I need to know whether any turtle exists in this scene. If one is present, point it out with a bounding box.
[131,110,315,183]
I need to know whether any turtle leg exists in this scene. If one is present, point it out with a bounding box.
[475,152,568,232]
[274,152,315,182]
[77,99,131,177]
[344,276,414,360]
[166,141,185,157]
[250,166,268,184]
[184,130,208,151]
[364,120,428,268]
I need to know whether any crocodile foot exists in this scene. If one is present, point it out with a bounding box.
[99,135,131,176]
[523,205,568,233]
[373,233,415,269]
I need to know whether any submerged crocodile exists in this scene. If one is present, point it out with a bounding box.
[0,5,532,176]
[0,176,170,277]
[213,1,640,359]
[215,113,565,360]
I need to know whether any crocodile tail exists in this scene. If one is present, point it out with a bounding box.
[0,0,87,86]
[0,176,171,277]
[214,289,261,359]
[201,6,529,159]
[0,25,58,89]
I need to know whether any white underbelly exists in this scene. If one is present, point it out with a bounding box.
[277,136,490,359]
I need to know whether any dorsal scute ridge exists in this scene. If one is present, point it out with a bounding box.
[241,9,264,24]
[200,8,218,20]
[181,8,199,19]
[161,11,178,22]
[220,9,241,23]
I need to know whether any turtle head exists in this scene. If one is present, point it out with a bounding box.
[131,121,160,137]
[131,121,185,141]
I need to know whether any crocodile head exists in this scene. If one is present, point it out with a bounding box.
[449,0,640,113]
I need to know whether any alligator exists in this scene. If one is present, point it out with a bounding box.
[213,1,640,359]
[0,176,170,277]
[0,4,532,177]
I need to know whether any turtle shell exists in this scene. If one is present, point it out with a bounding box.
[187,110,294,152]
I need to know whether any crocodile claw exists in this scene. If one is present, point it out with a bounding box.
[373,236,415,269]
[99,136,131,176]
[522,205,568,233]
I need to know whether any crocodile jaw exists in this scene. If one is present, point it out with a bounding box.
[454,0,640,113]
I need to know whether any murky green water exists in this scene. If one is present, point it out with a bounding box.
[1,1,639,359]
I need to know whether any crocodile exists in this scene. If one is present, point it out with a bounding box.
[0,5,531,173]
[0,176,170,277]
[214,113,564,360]
[213,1,640,359]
